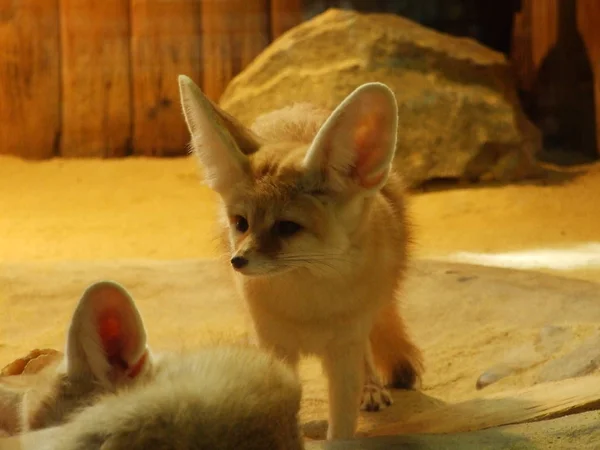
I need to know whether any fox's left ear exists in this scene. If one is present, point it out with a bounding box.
[178,75,261,197]
[303,83,398,193]
[64,281,151,389]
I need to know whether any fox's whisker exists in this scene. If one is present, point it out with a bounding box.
[283,259,346,277]
[279,254,349,263]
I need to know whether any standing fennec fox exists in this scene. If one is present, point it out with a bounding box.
[178,76,424,439]
[0,281,303,449]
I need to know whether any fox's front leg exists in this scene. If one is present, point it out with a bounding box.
[322,345,364,440]
[361,341,393,412]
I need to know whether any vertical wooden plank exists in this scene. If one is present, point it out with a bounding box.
[510,0,535,92]
[524,0,597,160]
[60,0,131,158]
[0,1,60,159]
[201,0,270,102]
[577,0,600,156]
[270,0,303,40]
[131,0,202,156]
[530,0,558,71]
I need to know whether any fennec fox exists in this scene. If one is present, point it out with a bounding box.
[0,281,303,449]
[178,76,423,439]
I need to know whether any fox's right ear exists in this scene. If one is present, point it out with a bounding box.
[178,75,260,196]
[303,83,398,195]
[64,281,151,389]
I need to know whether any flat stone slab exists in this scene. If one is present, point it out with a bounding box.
[537,332,600,383]
[306,410,600,450]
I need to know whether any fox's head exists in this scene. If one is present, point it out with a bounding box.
[179,77,399,277]
[20,281,153,431]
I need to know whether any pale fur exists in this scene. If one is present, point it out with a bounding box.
[13,281,155,433]
[4,348,302,450]
[0,282,303,450]
[179,76,424,440]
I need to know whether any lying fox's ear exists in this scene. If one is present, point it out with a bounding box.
[65,281,151,388]
[178,75,260,196]
[303,83,398,194]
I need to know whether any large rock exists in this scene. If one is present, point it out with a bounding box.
[219,8,543,188]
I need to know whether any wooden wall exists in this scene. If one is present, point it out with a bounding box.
[511,0,600,159]
[0,0,302,159]
[1,0,599,160]
[0,1,61,159]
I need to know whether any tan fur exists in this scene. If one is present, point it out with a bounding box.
[0,380,23,435]
[45,347,302,450]
[179,77,423,439]
[0,282,303,450]
[2,347,303,450]
[370,303,424,388]
[0,346,108,434]
[21,368,112,431]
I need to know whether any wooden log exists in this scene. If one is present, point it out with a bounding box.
[510,0,557,92]
[577,0,600,157]
[270,0,303,40]
[130,0,202,156]
[510,0,535,92]
[59,0,131,158]
[0,1,60,159]
[511,0,599,159]
[529,0,558,71]
[201,0,270,102]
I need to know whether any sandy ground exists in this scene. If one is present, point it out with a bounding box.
[1,156,599,276]
[1,155,600,440]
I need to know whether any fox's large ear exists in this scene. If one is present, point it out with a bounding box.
[64,281,150,389]
[178,75,260,196]
[303,83,398,194]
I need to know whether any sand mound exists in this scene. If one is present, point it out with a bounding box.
[2,258,600,439]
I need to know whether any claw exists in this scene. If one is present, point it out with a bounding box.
[360,382,393,412]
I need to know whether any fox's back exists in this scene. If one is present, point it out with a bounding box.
[54,347,303,450]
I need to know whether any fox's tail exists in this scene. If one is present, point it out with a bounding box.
[369,302,424,389]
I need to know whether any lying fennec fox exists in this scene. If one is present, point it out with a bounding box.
[0,281,303,449]
[178,77,424,439]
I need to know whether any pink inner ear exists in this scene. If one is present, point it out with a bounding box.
[98,312,129,371]
[97,307,147,379]
[352,113,388,188]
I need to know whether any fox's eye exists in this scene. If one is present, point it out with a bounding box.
[234,215,249,233]
[275,221,303,238]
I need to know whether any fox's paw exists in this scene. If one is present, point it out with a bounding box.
[360,380,392,412]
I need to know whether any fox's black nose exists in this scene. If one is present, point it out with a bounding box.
[230,256,249,269]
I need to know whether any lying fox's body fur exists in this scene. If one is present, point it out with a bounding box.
[0,282,303,450]
[179,78,423,439]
